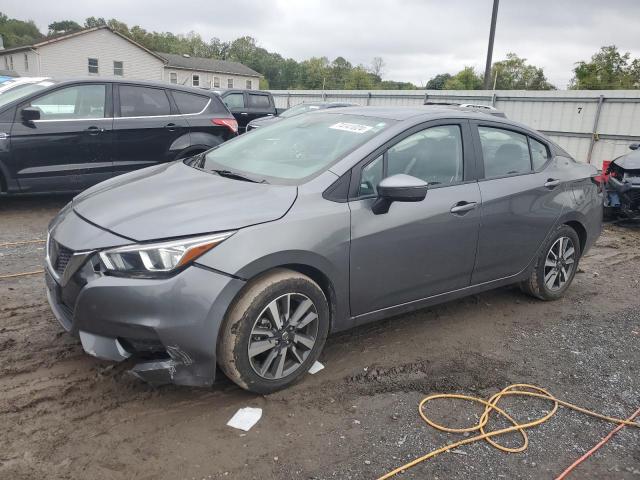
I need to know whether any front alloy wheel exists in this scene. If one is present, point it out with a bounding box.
[248,293,319,379]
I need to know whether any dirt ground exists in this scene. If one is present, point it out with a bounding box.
[1,195,639,480]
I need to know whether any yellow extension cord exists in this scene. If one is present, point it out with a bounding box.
[378,384,640,479]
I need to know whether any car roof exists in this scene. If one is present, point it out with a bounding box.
[42,77,219,96]
[320,105,508,122]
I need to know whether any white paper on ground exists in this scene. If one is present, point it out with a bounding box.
[227,407,262,431]
[308,361,325,374]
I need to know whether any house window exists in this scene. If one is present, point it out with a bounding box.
[3,57,7,69]
[213,76,220,88]
[192,74,200,87]
[170,72,177,84]
[246,79,252,89]
[227,78,234,88]
[24,54,29,71]
[9,55,13,70]
[88,58,99,74]
[113,61,124,76]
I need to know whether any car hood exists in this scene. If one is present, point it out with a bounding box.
[72,161,297,241]
[249,116,282,128]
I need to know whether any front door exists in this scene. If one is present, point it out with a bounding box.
[470,123,566,284]
[113,84,189,177]
[9,83,112,193]
[349,122,481,316]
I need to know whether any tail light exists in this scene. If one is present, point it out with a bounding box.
[212,118,238,134]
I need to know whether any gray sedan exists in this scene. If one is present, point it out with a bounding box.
[45,106,602,393]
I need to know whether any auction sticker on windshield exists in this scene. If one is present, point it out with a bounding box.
[329,122,374,134]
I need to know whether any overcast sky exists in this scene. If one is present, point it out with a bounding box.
[3,0,640,88]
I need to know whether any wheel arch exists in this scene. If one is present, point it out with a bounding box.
[564,220,587,254]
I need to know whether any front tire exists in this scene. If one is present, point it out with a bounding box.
[217,269,330,394]
[520,225,581,301]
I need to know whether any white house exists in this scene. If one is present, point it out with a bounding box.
[0,26,261,88]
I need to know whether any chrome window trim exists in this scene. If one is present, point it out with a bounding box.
[31,98,211,122]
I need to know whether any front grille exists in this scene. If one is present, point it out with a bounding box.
[48,237,74,277]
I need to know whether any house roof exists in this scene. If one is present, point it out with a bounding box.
[0,26,166,63]
[157,52,261,78]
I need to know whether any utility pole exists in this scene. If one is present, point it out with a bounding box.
[483,0,500,90]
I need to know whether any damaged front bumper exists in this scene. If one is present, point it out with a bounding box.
[45,260,245,387]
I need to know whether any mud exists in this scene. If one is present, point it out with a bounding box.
[1,195,639,479]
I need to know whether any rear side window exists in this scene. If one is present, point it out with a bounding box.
[478,126,531,178]
[223,93,244,109]
[119,85,170,117]
[530,137,550,170]
[172,91,209,114]
[248,94,270,108]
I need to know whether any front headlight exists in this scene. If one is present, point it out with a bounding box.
[99,231,235,277]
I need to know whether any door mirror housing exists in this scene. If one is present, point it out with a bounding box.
[372,174,428,215]
[21,107,41,122]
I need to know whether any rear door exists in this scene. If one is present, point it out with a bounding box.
[9,82,113,193]
[470,122,565,284]
[221,92,249,132]
[113,84,189,176]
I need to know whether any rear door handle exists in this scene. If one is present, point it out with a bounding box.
[86,126,104,135]
[164,123,178,131]
[450,201,477,215]
[240,112,249,116]
[544,178,561,189]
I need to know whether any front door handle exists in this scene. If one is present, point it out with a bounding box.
[544,178,561,189]
[450,201,478,215]
[164,123,178,131]
[86,126,104,135]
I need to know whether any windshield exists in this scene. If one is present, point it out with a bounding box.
[0,80,57,110]
[201,113,393,183]
[280,103,322,118]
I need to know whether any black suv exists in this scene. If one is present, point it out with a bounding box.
[0,78,238,194]
[215,89,277,133]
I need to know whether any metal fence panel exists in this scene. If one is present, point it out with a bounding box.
[268,89,640,168]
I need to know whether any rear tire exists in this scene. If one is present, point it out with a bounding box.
[520,224,581,301]
[217,269,330,394]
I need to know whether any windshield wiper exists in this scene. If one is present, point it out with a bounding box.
[212,169,268,183]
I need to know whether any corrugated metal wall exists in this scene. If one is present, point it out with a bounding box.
[268,89,640,169]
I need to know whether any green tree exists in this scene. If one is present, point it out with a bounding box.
[330,57,352,89]
[47,20,82,35]
[426,73,452,90]
[444,67,483,90]
[344,65,375,90]
[0,12,43,48]
[571,46,639,89]
[84,17,106,28]
[491,53,555,90]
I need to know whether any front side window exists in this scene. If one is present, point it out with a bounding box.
[222,92,244,109]
[359,155,384,197]
[192,75,200,87]
[113,61,124,76]
[169,72,177,84]
[227,78,234,88]
[119,85,170,117]
[246,79,252,89]
[213,76,220,88]
[478,126,531,178]
[387,125,463,186]
[201,113,392,183]
[248,94,270,108]
[29,84,106,120]
[530,137,550,170]
[88,58,99,74]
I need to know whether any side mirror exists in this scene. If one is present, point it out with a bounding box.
[629,143,639,151]
[21,107,41,122]
[372,174,428,215]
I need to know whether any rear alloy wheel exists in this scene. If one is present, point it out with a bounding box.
[520,225,581,301]
[218,269,329,394]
